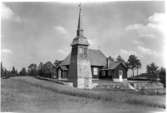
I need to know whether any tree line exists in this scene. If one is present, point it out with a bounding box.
[1,60,61,78]
[1,54,166,87]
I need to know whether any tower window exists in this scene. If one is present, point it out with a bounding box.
[79,47,83,54]
[84,48,87,55]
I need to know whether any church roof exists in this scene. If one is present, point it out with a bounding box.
[61,49,107,66]
[108,62,122,69]
[58,65,68,71]
[102,61,127,70]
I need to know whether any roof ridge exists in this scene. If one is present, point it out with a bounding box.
[61,48,107,66]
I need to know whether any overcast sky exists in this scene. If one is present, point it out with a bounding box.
[1,1,165,73]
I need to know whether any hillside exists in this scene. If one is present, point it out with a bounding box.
[1,76,165,113]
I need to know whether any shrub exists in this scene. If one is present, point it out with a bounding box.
[159,68,166,88]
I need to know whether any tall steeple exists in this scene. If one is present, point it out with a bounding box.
[77,3,83,36]
[68,3,93,89]
[71,3,89,46]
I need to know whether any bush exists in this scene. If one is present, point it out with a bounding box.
[159,68,166,88]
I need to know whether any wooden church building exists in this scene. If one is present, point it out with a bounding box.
[57,50,128,82]
[54,4,128,85]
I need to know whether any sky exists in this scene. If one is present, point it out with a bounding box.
[1,1,165,73]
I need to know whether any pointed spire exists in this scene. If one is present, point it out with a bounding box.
[77,3,84,36]
[71,3,89,46]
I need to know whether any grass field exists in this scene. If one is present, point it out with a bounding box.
[1,76,166,113]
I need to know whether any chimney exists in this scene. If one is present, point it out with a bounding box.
[106,57,110,68]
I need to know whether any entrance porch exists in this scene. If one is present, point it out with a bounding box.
[100,69,126,82]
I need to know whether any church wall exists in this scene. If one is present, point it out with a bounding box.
[107,70,114,79]
[91,66,103,78]
[68,46,78,81]
[63,64,127,80]
[64,65,103,79]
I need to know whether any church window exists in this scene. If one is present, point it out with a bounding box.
[93,67,98,75]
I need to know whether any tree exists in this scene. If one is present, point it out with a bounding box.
[127,55,137,77]
[1,63,10,78]
[136,58,141,76]
[108,56,114,62]
[28,64,37,76]
[146,62,159,75]
[116,55,125,63]
[54,60,62,68]
[43,61,54,77]
[4,69,9,76]
[159,67,166,88]
[38,62,44,76]
[1,62,5,77]
[19,67,27,75]
[11,66,18,75]
[1,62,4,75]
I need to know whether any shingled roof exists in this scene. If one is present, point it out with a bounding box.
[61,49,107,66]
[108,62,122,69]
[102,61,127,70]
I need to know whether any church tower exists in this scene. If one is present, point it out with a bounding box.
[68,4,92,89]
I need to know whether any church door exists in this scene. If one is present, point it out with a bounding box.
[118,70,123,82]
[58,69,62,80]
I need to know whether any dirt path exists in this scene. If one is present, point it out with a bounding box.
[1,77,165,113]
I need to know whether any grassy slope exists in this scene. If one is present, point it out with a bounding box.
[1,76,166,113]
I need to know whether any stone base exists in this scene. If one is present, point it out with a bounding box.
[75,77,93,89]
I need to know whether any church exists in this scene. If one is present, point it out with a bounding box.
[54,4,128,88]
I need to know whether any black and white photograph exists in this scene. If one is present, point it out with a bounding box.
[1,0,166,113]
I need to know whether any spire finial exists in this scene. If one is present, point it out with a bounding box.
[77,3,83,36]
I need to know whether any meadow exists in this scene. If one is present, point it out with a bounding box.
[1,76,166,113]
